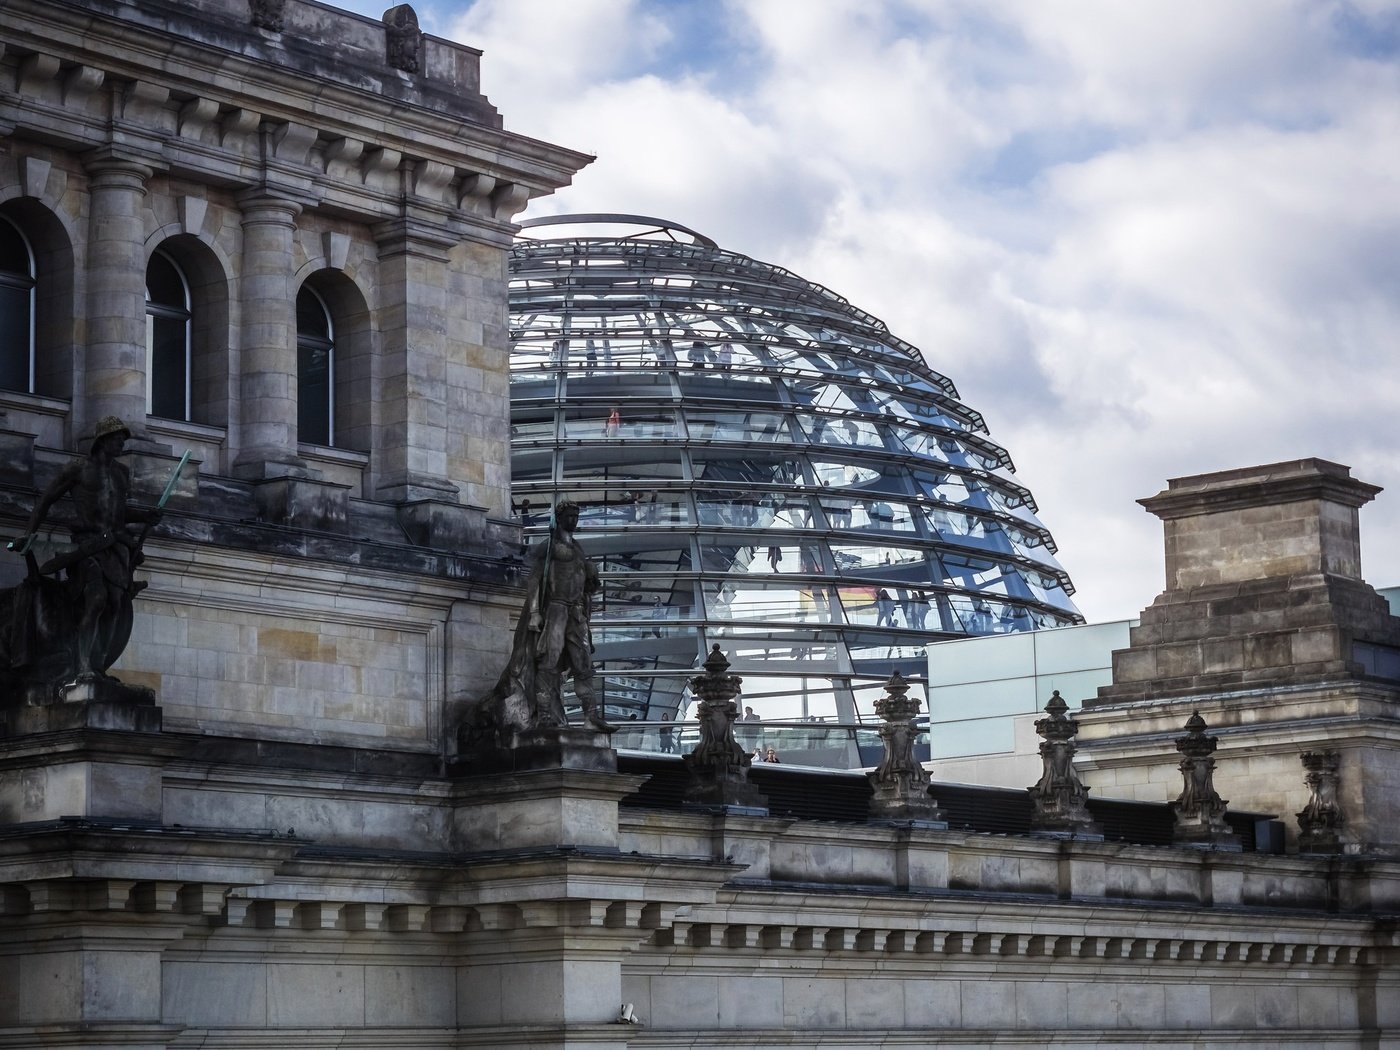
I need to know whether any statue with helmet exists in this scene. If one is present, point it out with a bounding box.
[2,417,173,701]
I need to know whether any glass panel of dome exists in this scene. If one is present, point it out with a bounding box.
[829,544,931,582]
[848,497,920,535]
[599,587,696,624]
[591,531,694,571]
[694,492,766,527]
[565,373,676,403]
[737,678,841,720]
[838,585,917,628]
[689,448,804,487]
[561,405,677,439]
[703,580,839,625]
[560,448,683,484]
[698,540,758,573]
[619,491,688,524]
[509,374,557,402]
[593,623,702,651]
[727,638,843,668]
[672,369,784,403]
[684,409,789,443]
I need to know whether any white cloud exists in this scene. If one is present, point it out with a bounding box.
[416,0,1400,620]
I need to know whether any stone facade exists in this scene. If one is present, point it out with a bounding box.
[0,0,589,513]
[1,5,1398,1049]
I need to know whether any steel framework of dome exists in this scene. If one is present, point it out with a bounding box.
[508,214,1082,724]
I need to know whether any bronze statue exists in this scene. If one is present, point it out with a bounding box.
[471,499,610,741]
[3,417,166,696]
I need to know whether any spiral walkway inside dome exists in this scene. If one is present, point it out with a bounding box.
[508,215,1083,724]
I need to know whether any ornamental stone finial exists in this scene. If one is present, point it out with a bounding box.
[1169,711,1240,850]
[868,671,945,826]
[383,5,423,74]
[1027,691,1101,839]
[1297,750,1345,854]
[249,0,286,31]
[681,645,767,812]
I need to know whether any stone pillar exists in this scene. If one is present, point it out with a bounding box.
[80,151,153,441]
[233,193,307,479]
[372,221,461,503]
[682,645,767,813]
[1297,750,1345,854]
[867,671,945,826]
[1027,690,1101,839]
[1169,712,1240,851]
[1077,459,1400,854]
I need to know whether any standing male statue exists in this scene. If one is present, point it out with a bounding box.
[9,416,162,685]
[471,499,611,741]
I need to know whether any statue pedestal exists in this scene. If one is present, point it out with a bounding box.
[681,761,769,814]
[0,679,166,825]
[1172,818,1242,852]
[455,724,617,775]
[450,766,648,852]
[1,676,161,737]
[450,725,643,851]
[867,781,947,829]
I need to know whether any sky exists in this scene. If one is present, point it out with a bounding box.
[345,0,1400,623]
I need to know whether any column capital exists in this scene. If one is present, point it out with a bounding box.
[236,189,305,224]
[81,145,155,186]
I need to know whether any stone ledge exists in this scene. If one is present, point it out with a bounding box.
[1141,458,1382,519]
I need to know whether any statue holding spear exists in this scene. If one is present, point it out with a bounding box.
[6,417,188,688]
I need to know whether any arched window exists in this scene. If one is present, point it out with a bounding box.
[146,250,191,420]
[297,285,334,446]
[0,215,36,393]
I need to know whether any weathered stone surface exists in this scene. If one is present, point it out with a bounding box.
[1081,459,1400,855]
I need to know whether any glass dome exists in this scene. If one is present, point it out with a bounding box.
[508,214,1082,724]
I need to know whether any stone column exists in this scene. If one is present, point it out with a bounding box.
[80,150,153,441]
[233,193,307,479]
[372,221,461,503]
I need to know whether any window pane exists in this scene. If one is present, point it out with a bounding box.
[298,339,331,445]
[145,252,191,419]
[0,284,31,391]
[148,314,188,420]
[297,288,333,445]
[0,219,32,277]
[146,252,186,308]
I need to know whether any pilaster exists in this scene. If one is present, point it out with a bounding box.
[372,218,461,504]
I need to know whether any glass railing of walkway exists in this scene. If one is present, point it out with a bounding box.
[609,719,931,770]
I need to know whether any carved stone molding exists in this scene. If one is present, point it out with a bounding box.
[1169,711,1241,851]
[1297,750,1345,854]
[682,645,768,812]
[1027,690,1101,839]
[383,5,423,74]
[867,671,945,825]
